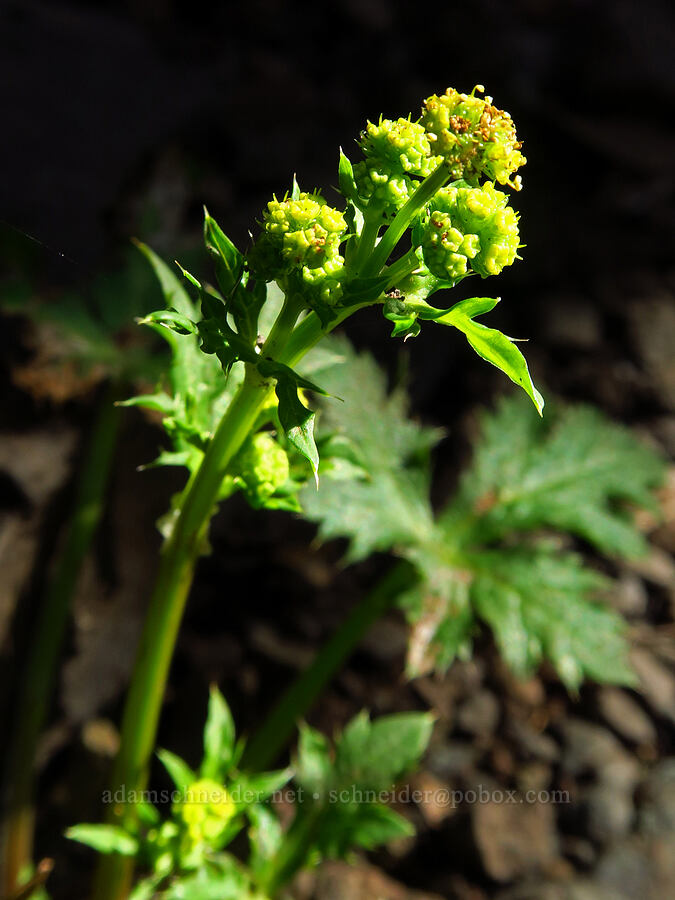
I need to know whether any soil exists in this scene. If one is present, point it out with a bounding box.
[1,1,674,898]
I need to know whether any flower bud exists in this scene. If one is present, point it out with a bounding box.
[235,432,290,503]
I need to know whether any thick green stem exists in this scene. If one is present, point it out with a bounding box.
[1,382,122,896]
[243,560,417,772]
[90,293,370,900]
[361,163,449,278]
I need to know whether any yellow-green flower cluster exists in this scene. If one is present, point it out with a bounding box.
[420,182,520,281]
[354,117,443,213]
[421,86,526,190]
[235,432,289,503]
[179,778,235,846]
[249,191,347,304]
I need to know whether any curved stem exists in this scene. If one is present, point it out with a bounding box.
[1,382,122,896]
[361,163,449,278]
[243,560,417,772]
[91,293,352,900]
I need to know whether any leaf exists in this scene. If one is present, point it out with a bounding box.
[231,769,292,806]
[201,686,236,781]
[258,359,330,397]
[299,335,441,561]
[338,148,359,205]
[248,804,283,874]
[118,392,175,415]
[203,209,265,345]
[133,240,197,319]
[175,261,203,293]
[275,375,320,485]
[66,824,138,857]
[139,308,198,335]
[470,546,636,690]
[294,723,332,797]
[136,800,161,826]
[334,710,434,792]
[157,748,196,792]
[291,175,301,201]
[203,209,244,295]
[313,801,414,860]
[441,395,666,557]
[434,297,544,414]
[162,859,252,900]
[400,566,474,677]
[339,803,414,850]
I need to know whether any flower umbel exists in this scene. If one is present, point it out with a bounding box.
[419,181,520,281]
[421,86,526,190]
[249,190,347,307]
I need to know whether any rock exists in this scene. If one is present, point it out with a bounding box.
[517,762,553,795]
[411,770,455,828]
[560,719,639,784]
[625,546,675,589]
[562,836,597,867]
[543,294,602,348]
[609,573,648,618]
[586,781,635,843]
[639,758,675,835]
[472,797,559,882]
[594,837,656,899]
[496,881,619,900]
[509,719,561,762]
[311,860,444,900]
[597,687,657,745]
[360,616,409,662]
[451,659,486,695]
[505,675,546,707]
[427,742,478,778]
[630,648,675,723]
[457,689,500,737]
[627,292,675,410]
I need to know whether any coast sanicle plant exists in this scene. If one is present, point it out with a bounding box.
[93,85,537,899]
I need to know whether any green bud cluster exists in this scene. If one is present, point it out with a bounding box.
[249,191,347,305]
[420,181,520,281]
[235,432,289,503]
[354,117,443,213]
[421,86,526,190]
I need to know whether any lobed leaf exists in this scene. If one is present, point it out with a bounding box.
[299,335,441,561]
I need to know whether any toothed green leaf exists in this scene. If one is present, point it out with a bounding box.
[300,335,441,561]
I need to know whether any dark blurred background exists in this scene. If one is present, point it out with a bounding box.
[1,1,674,897]
[2,0,674,416]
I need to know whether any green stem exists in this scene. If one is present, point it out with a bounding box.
[361,163,449,278]
[257,802,322,896]
[1,382,122,897]
[383,248,421,290]
[91,293,371,900]
[351,211,381,275]
[243,560,416,772]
